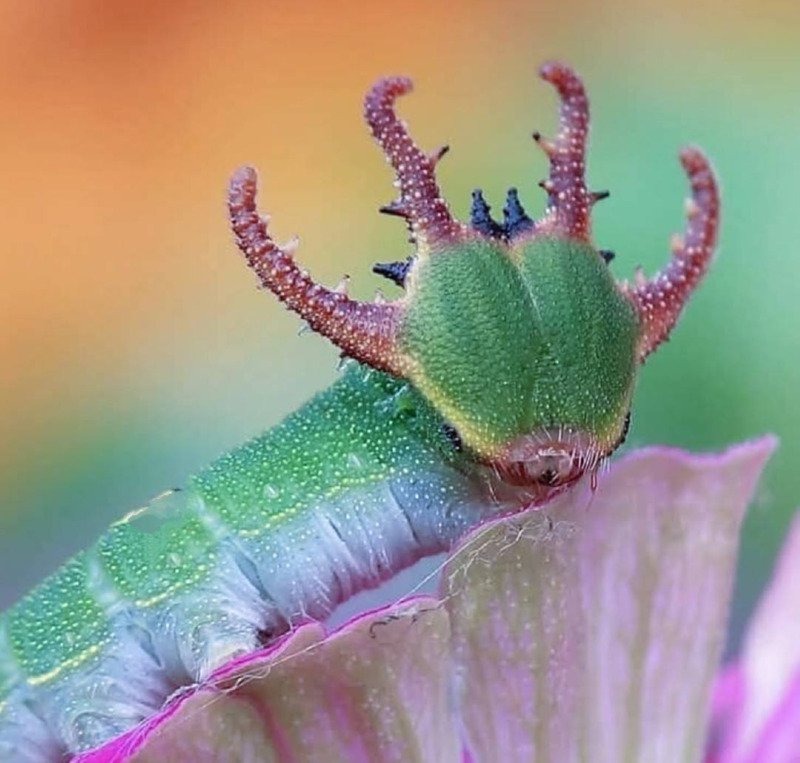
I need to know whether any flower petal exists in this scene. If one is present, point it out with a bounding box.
[714,511,800,762]
[75,597,460,763]
[443,438,776,763]
[74,440,775,763]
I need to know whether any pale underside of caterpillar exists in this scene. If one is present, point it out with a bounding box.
[0,59,718,762]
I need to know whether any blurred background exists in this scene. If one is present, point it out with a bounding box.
[0,0,796,650]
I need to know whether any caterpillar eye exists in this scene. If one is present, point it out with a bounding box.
[441,423,463,452]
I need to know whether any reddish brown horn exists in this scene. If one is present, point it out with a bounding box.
[535,62,592,241]
[625,147,720,361]
[364,77,463,249]
[228,166,405,374]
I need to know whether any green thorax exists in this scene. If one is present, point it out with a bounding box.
[190,364,460,534]
[399,236,640,458]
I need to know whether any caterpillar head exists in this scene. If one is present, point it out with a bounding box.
[228,62,719,503]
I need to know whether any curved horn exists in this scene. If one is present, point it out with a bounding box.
[228,167,405,374]
[625,147,720,361]
[364,77,463,249]
[534,62,594,241]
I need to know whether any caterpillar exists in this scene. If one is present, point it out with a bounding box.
[0,61,719,762]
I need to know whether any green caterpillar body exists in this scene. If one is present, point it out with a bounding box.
[1,366,502,759]
[0,60,719,762]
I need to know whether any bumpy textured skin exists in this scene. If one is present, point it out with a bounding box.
[0,61,719,760]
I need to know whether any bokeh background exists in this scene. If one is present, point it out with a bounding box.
[0,0,797,650]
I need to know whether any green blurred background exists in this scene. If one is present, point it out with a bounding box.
[0,0,796,649]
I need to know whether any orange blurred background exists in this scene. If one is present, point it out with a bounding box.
[1,0,799,646]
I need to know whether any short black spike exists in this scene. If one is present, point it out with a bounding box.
[372,256,414,288]
[379,201,410,218]
[470,189,504,239]
[431,144,450,163]
[599,249,615,264]
[503,188,535,239]
[591,189,611,204]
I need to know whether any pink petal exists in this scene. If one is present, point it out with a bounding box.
[75,597,460,763]
[73,439,775,762]
[715,512,800,762]
[709,663,747,753]
[746,670,800,762]
[443,438,776,763]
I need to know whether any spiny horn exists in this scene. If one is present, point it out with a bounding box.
[624,147,719,361]
[364,77,463,249]
[535,62,592,241]
[228,166,405,374]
